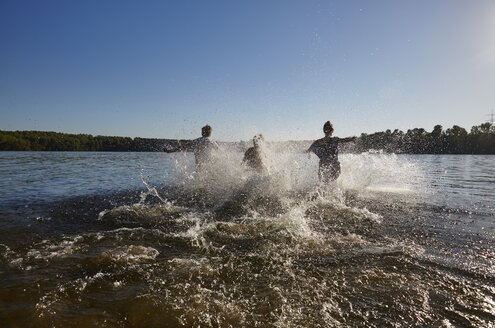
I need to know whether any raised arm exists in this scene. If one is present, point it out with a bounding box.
[339,136,357,143]
[163,140,192,153]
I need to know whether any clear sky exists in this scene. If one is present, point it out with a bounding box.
[1,0,494,141]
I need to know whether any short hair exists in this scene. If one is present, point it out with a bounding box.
[323,121,334,135]
[202,125,212,137]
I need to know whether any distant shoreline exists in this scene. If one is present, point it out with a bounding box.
[1,124,494,154]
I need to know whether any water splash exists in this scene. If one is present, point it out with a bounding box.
[8,151,491,328]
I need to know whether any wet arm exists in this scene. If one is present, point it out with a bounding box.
[163,141,191,153]
[340,136,357,143]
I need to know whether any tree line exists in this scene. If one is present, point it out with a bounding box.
[0,130,184,152]
[354,123,495,154]
[1,123,494,154]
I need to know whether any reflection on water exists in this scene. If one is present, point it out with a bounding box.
[0,151,494,327]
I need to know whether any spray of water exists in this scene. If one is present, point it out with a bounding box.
[16,148,436,328]
[129,146,427,249]
[4,148,494,327]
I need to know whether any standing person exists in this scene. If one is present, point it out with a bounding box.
[164,125,219,168]
[242,134,268,174]
[307,121,356,183]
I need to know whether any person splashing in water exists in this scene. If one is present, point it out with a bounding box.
[242,134,269,175]
[307,121,357,183]
[164,125,219,169]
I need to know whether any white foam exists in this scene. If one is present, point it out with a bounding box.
[102,245,159,263]
[168,148,424,204]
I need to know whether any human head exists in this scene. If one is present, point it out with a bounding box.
[253,133,264,147]
[202,125,212,138]
[323,121,334,136]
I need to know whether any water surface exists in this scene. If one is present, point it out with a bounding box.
[0,151,494,327]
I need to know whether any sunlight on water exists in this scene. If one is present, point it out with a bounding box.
[1,152,494,327]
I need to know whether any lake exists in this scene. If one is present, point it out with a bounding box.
[0,151,494,327]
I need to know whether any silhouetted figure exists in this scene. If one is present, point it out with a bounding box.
[307,121,356,183]
[242,134,268,174]
[164,125,219,168]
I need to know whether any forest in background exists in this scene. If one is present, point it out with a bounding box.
[1,122,494,154]
[354,123,495,154]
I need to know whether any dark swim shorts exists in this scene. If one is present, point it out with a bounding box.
[318,161,341,183]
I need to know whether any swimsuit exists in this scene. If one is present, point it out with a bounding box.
[309,137,341,182]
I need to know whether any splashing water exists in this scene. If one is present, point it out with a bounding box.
[1,151,494,327]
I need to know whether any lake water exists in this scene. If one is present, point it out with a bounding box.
[0,151,494,327]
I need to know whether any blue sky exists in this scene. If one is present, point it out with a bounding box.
[1,0,494,141]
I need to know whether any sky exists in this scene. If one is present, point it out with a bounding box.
[1,0,494,141]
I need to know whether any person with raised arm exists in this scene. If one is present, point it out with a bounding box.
[307,121,356,183]
[164,125,219,168]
